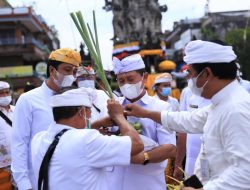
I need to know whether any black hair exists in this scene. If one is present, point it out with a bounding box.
[190,40,237,80]
[46,60,64,77]
[192,61,237,80]
[53,106,82,122]
[24,83,36,92]
[209,39,229,46]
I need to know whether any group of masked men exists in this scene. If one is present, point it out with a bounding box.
[0,40,250,190]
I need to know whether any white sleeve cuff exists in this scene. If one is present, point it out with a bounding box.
[161,111,172,133]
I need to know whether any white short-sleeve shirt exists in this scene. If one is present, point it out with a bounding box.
[31,123,132,190]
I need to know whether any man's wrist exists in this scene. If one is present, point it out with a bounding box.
[143,109,150,118]
[113,115,126,125]
[142,152,150,165]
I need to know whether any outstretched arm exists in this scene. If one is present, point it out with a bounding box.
[125,103,162,124]
[107,100,144,156]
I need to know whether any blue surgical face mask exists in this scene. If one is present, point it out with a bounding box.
[160,87,171,97]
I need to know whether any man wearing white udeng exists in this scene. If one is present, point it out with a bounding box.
[125,40,250,190]
[31,88,143,190]
[108,54,176,190]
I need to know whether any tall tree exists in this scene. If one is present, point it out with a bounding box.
[225,28,250,80]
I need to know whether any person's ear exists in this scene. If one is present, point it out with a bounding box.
[143,72,148,83]
[78,108,84,118]
[49,66,56,77]
[203,67,213,79]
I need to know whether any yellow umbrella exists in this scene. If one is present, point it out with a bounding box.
[158,60,176,71]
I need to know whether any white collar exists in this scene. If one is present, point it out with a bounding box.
[122,91,152,105]
[42,81,55,96]
[47,122,74,136]
[211,80,238,106]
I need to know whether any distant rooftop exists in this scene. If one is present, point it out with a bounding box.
[0,6,50,33]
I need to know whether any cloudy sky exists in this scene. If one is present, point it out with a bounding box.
[8,0,250,70]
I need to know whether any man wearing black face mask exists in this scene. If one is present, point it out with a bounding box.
[125,40,250,190]
[12,48,80,190]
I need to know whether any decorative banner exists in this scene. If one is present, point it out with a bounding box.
[0,65,33,78]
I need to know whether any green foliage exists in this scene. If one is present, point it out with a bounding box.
[225,28,250,80]
[201,27,219,41]
[70,11,113,98]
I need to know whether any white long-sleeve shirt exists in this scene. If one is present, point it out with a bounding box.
[0,105,14,168]
[11,82,54,190]
[161,80,250,189]
[239,78,250,93]
[179,87,211,175]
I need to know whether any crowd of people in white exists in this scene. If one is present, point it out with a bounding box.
[0,40,250,190]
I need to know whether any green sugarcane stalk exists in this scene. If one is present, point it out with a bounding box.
[70,11,113,98]
[91,11,113,97]
[93,11,101,60]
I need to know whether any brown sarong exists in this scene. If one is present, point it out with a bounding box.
[0,168,13,190]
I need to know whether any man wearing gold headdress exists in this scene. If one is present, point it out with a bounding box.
[11,48,80,190]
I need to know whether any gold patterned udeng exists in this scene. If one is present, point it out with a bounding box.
[49,48,81,67]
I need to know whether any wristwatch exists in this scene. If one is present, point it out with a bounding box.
[143,152,150,165]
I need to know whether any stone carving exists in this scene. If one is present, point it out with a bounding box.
[103,0,167,46]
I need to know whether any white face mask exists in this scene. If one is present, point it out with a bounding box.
[119,80,144,100]
[188,70,208,97]
[0,96,12,106]
[53,70,75,88]
[77,80,95,89]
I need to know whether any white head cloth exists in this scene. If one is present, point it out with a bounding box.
[76,66,95,77]
[152,73,172,90]
[184,40,237,65]
[154,73,172,85]
[0,81,10,90]
[112,54,145,74]
[50,87,96,108]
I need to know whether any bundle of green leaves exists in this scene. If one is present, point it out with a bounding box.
[70,11,113,98]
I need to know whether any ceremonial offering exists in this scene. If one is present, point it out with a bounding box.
[167,168,203,190]
[129,122,142,134]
